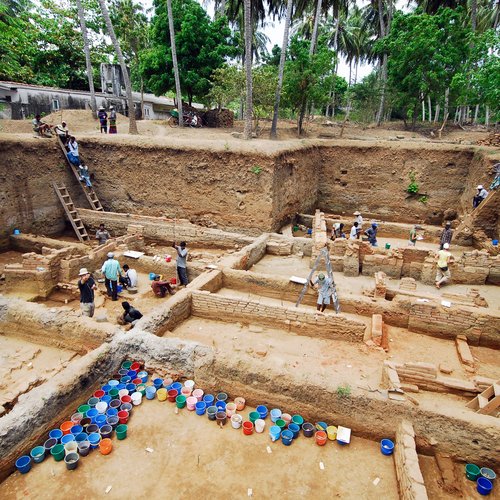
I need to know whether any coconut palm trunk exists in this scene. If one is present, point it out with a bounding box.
[375,0,387,126]
[166,0,183,127]
[270,0,293,139]
[98,0,138,134]
[243,0,253,139]
[76,0,97,119]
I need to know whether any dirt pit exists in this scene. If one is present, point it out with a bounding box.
[0,397,400,499]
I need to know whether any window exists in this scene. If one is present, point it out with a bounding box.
[52,99,60,111]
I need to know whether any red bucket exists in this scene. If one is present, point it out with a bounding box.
[132,378,142,385]
[315,431,327,446]
[118,410,129,424]
[121,395,132,404]
[94,390,105,399]
[243,421,254,436]
[167,389,178,402]
[170,278,177,285]
[130,362,141,372]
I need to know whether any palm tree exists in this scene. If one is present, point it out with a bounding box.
[98,0,138,134]
[166,0,183,127]
[270,0,293,138]
[76,0,97,119]
[243,0,253,139]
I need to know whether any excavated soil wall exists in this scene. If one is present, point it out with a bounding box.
[0,136,487,248]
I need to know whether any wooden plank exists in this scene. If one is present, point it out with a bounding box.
[52,182,89,243]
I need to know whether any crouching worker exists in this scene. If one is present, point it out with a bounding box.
[119,301,143,327]
[151,274,175,297]
[310,272,332,312]
[119,264,138,289]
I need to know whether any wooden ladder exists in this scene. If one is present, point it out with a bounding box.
[56,136,104,211]
[52,182,90,243]
[466,380,500,416]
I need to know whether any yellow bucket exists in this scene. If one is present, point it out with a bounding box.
[327,425,338,441]
[156,388,167,401]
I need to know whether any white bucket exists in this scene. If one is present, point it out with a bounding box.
[64,441,78,455]
[255,419,266,433]
[184,380,195,390]
[95,401,108,414]
[118,389,129,399]
[131,392,142,406]
[231,414,242,429]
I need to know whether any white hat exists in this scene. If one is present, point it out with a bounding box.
[443,243,450,249]
[477,185,483,189]
[353,211,361,216]
[107,252,114,258]
[79,267,90,276]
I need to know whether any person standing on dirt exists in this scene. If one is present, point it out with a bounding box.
[101,252,122,301]
[439,222,453,250]
[109,106,117,134]
[408,225,418,246]
[473,185,488,208]
[172,241,189,286]
[151,275,176,297]
[310,272,332,312]
[78,267,96,318]
[349,222,359,240]
[365,222,378,246]
[435,243,454,289]
[96,224,110,245]
[98,107,108,133]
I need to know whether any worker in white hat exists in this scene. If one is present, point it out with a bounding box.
[353,211,363,230]
[473,185,488,208]
[78,268,97,317]
[435,243,454,289]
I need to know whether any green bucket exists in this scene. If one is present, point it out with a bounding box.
[121,361,132,370]
[137,384,146,396]
[109,388,119,399]
[78,404,90,415]
[249,411,260,424]
[465,463,480,481]
[51,444,65,462]
[176,395,186,409]
[116,424,128,440]
[292,225,299,232]
[385,243,391,249]
[276,419,286,429]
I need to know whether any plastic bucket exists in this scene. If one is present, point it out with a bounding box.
[207,406,218,421]
[51,444,65,461]
[116,424,128,440]
[120,394,132,405]
[281,430,294,446]
[96,401,108,414]
[49,429,63,441]
[480,468,497,482]
[95,414,107,428]
[109,389,119,400]
[137,384,147,396]
[153,378,164,390]
[44,438,57,455]
[131,392,142,406]
[288,423,300,439]
[270,409,282,423]
[281,413,292,424]
[99,438,113,455]
[234,397,246,411]
[88,433,101,449]
[192,388,204,401]
[249,411,260,424]
[231,414,243,429]
[171,382,182,393]
[171,277,177,285]
[75,433,88,443]
[146,386,157,400]
[255,419,266,433]
[71,412,83,425]
[184,379,195,390]
[78,404,91,415]
[116,285,123,293]
[138,371,148,383]
[276,419,286,430]
[243,421,254,435]
[130,361,141,372]
[80,417,91,429]
[195,401,207,415]
[30,446,45,464]
[87,424,99,434]
[87,397,99,408]
[269,425,281,442]
[292,415,304,426]
[167,389,178,402]
[256,405,268,419]
[77,440,90,456]
[101,384,112,394]
[302,422,315,438]
[107,416,119,429]
[477,477,493,496]
[203,394,215,407]
[61,434,76,445]
[181,387,192,398]
[132,378,142,386]
[215,400,226,412]
[226,402,237,417]
[101,395,112,405]
[64,441,78,455]
[176,395,187,409]
[121,361,132,370]
[315,431,327,446]
[60,421,73,435]
[216,392,228,402]
[127,370,137,380]
[15,455,32,474]
[327,426,338,441]
[385,243,391,249]
[186,396,198,411]
[163,377,174,388]
[100,424,113,439]
[381,439,395,455]
[216,411,227,425]
[118,410,129,424]
[86,408,99,422]
[94,389,105,399]
[126,383,136,394]
[65,452,79,470]
[149,272,156,280]
[108,379,120,387]
[492,239,498,246]
[157,389,167,402]
[466,464,481,481]
[107,408,118,418]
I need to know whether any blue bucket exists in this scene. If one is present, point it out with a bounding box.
[101,384,112,394]
[101,395,112,405]
[95,414,107,427]
[88,433,101,449]
[203,394,215,406]
[116,383,126,391]
[146,386,157,400]
[381,439,394,455]
[61,434,75,445]
[138,371,148,383]
[13,229,21,235]
[126,383,136,393]
[86,408,99,422]
[195,401,207,415]
[75,433,88,443]
[281,430,294,446]
[107,416,119,428]
[116,285,123,293]
[493,240,499,246]
[118,369,128,376]
[107,408,118,417]
[171,382,182,393]
[215,400,226,411]
[477,477,493,496]
[49,429,63,441]
[15,455,32,474]
[127,370,137,379]
[70,425,83,436]
[288,423,300,439]
[149,272,156,280]
[256,405,268,419]
[30,446,46,464]
[153,378,164,390]
[270,409,282,423]
[108,379,119,387]
[269,425,281,442]
[120,376,131,384]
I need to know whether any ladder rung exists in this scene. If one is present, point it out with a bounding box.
[477,395,488,408]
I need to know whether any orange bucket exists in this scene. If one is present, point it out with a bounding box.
[99,438,113,455]
[60,421,73,435]
[315,431,327,446]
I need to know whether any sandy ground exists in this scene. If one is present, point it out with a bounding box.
[0,396,400,499]
[0,335,77,411]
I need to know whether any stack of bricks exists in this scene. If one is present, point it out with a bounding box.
[343,241,360,277]
[328,238,347,272]
[127,224,145,237]
[374,271,387,299]
[401,248,429,280]
[362,250,404,278]
[452,250,491,284]
[394,420,429,500]
[392,361,480,395]
[399,277,417,291]
[266,238,293,255]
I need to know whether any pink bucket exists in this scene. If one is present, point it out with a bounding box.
[225,403,237,417]
[192,389,204,401]
[186,396,198,411]
[181,387,192,398]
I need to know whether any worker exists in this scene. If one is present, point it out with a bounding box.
[95,224,111,245]
[151,274,175,297]
[78,267,96,318]
[172,241,189,286]
[67,136,81,166]
[78,163,92,188]
[349,222,359,240]
[98,107,108,133]
[408,225,418,246]
[365,222,378,247]
[439,222,453,250]
[473,185,488,208]
[120,264,138,289]
[331,223,345,240]
[101,252,122,301]
[121,301,143,325]
[353,211,363,229]
[32,114,51,136]
[435,243,454,289]
[54,121,69,145]
[109,106,117,134]
[309,272,332,312]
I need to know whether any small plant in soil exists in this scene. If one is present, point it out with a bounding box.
[407,171,419,194]
[336,383,351,398]
[251,165,263,175]
[418,195,429,204]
